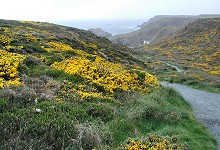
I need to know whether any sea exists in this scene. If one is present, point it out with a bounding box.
[54,19,146,36]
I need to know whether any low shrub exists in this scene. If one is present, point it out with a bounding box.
[122,134,187,150]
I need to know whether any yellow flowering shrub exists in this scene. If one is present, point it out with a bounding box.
[3,45,12,51]
[20,21,51,27]
[170,74,179,77]
[209,70,220,75]
[3,45,24,51]
[122,135,185,150]
[72,84,111,100]
[88,43,98,49]
[2,27,13,34]
[58,81,111,100]
[0,50,26,88]
[52,54,159,94]
[79,40,98,49]
[0,35,13,46]
[41,41,73,52]
[74,49,96,58]
[24,34,38,42]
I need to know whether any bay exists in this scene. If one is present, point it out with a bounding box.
[54,19,146,35]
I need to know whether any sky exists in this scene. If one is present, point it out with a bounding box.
[0,0,220,22]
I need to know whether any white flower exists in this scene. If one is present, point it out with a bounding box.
[35,108,41,113]
[34,98,38,104]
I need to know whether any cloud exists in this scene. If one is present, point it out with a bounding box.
[0,0,219,21]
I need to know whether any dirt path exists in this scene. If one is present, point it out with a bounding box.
[161,61,184,72]
[161,81,220,149]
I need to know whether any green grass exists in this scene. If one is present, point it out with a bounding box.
[134,52,220,94]
[0,86,217,149]
[159,72,220,94]
[107,88,217,149]
[182,81,220,94]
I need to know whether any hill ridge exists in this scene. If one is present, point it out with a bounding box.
[144,18,220,86]
[109,14,220,47]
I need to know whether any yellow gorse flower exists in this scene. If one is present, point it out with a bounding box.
[123,135,184,150]
[52,51,159,94]
[0,35,13,46]
[0,49,26,88]
[41,41,73,52]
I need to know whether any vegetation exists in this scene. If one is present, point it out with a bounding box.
[0,19,217,149]
[109,14,220,48]
[142,18,220,93]
[122,135,185,149]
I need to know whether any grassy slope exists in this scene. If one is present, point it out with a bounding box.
[0,19,142,66]
[0,19,217,149]
[109,16,194,47]
[109,14,220,48]
[1,86,217,149]
[143,18,220,93]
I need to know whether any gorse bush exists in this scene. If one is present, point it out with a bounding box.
[41,41,74,52]
[122,135,186,150]
[52,54,159,94]
[0,35,13,46]
[0,49,26,88]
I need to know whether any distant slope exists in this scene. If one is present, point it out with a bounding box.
[138,15,190,28]
[145,18,220,80]
[88,27,112,37]
[139,14,220,29]
[109,14,220,48]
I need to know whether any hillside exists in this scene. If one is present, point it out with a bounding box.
[139,14,220,29]
[0,19,217,149]
[144,18,220,88]
[109,14,220,48]
[88,27,112,37]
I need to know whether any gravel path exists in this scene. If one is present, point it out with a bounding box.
[161,81,220,149]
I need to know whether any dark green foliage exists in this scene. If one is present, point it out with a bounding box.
[85,103,114,122]
[23,56,42,67]
[0,85,217,149]
[0,93,91,149]
[0,97,7,113]
[22,42,46,53]
[24,65,83,83]
[134,70,146,82]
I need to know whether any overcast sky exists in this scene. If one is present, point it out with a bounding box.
[1,0,220,22]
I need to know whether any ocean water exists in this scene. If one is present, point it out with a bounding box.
[55,19,146,36]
